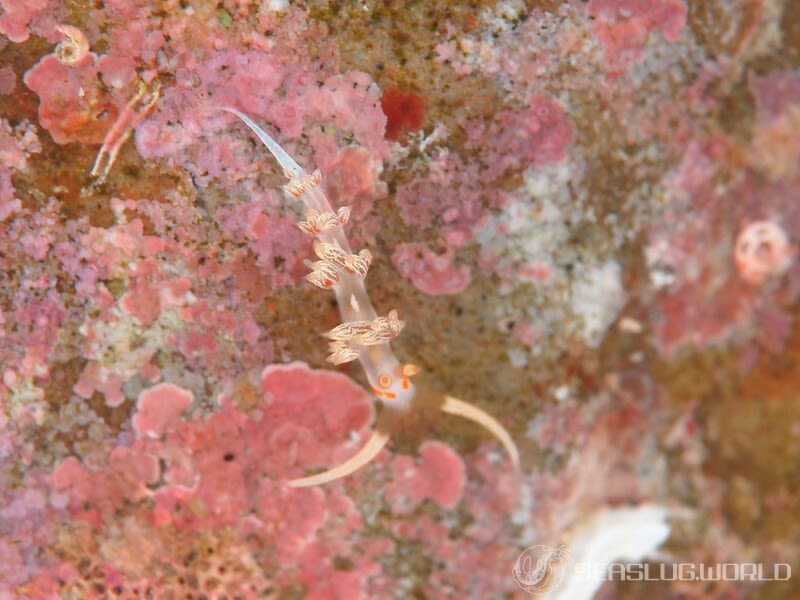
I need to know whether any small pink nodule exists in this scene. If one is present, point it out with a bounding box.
[733,221,795,286]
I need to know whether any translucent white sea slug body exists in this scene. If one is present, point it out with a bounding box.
[222,108,519,488]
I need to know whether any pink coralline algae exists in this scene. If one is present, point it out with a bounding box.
[385,441,466,512]
[0,0,50,43]
[119,264,193,328]
[392,242,472,295]
[40,363,387,595]
[256,362,375,480]
[132,382,194,439]
[647,71,800,356]
[323,146,388,222]
[3,1,800,598]
[392,90,573,298]
[480,94,574,179]
[587,0,687,73]
[0,118,41,172]
[136,41,389,191]
[24,51,138,145]
[394,151,487,233]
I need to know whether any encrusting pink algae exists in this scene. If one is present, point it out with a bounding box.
[1,1,800,598]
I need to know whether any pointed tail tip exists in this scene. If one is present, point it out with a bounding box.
[285,428,391,488]
[216,105,305,180]
[441,395,521,472]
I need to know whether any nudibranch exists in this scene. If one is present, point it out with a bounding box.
[221,107,519,487]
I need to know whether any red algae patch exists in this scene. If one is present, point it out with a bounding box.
[380,86,425,141]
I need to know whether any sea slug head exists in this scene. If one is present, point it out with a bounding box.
[368,361,421,409]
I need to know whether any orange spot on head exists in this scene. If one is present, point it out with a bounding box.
[401,364,421,377]
[395,364,419,390]
[372,387,397,400]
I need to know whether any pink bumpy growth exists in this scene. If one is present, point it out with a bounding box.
[24,53,137,145]
[481,93,574,180]
[733,221,795,286]
[392,242,471,295]
[387,441,467,510]
[323,146,388,220]
[260,361,375,461]
[0,0,48,43]
[587,0,687,73]
[133,382,194,438]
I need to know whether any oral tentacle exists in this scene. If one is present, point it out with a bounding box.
[218,106,305,180]
[440,395,520,471]
[286,428,391,488]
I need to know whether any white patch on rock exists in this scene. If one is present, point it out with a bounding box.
[546,504,671,600]
[570,260,626,346]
